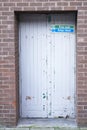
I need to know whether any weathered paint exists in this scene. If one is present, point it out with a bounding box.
[19,13,76,118]
[26,96,32,100]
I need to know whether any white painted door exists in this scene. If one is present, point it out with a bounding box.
[19,13,76,118]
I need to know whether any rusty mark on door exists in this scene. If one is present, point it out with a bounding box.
[26,96,31,100]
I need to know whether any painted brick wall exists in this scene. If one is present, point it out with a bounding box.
[0,0,87,127]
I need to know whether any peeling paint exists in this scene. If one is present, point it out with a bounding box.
[58,116,64,118]
[43,105,45,111]
[26,96,31,100]
[66,115,69,119]
[43,93,46,99]
[67,96,71,100]
[49,112,51,116]
[43,96,46,99]
[49,81,52,83]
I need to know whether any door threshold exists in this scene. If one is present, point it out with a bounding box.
[18,118,77,128]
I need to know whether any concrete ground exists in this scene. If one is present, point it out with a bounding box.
[0,119,87,130]
[18,118,77,128]
[0,127,87,130]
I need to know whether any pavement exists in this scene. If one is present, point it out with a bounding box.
[0,127,87,130]
[0,119,87,130]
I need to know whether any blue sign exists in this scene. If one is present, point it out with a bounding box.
[51,25,75,33]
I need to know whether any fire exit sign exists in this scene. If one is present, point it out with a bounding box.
[51,25,75,33]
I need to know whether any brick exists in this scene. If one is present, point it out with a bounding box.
[77,7,87,10]
[4,3,15,6]
[3,39,14,43]
[78,42,87,46]
[0,7,9,11]
[78,102,87,105]
[23,7,35,11]
[36,7,49,10]
[84,106,87,109]
[64,7,76,10]
[83,2,87,6]
[64,0,76,2]
[51,7,62,10]
[0,25,7,29]
[36,0,48,2]
[2,11,13,15]
[2,29,14,34]
[43,2,55,6]
[0,16,7,20]
[17,3,29,6]
[2,20,14,24]
[49,0,61,1]
[70,2,82,6]
[0,3,2,6]
[22,0,35,1]
[10,0,22,2]
[57,2,68,6]
[78,16,87,20]
[0,0,9,2]
[30,2,42,6]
